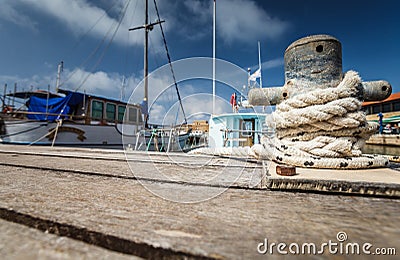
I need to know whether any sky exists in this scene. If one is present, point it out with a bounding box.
[0,0,399,124]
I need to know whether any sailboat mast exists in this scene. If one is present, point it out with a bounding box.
[212,0,216,114]
[258,41,262,88]
[129,0,164,126]
[144,0,149,109]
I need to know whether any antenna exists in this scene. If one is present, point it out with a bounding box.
[2,83,7,111]
[247,67,251,90]
[120,76,126,101]
[55,61,64,92]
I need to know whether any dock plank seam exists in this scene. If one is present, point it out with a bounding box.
[0,207,214,260]
[0,162,266,191]
[0,150,263,169]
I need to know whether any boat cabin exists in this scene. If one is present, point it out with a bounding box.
[208,113,266,148]
[3,89,143,127]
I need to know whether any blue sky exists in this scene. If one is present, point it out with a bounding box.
[0,0,399,123]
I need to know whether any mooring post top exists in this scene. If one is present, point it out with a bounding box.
[284,34,343,89]
[285,34,340,53]
[247,33,391,106]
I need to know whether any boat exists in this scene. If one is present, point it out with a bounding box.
[133,125,191,152]
[363,92,400,147]
[209,112,267,149]
[0,85,143,147]
[0,0,190,151]
[126,0,190,152]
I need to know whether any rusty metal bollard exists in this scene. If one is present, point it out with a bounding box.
[248,34,392,106]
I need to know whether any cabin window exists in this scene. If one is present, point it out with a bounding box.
[91,100,104,119]
[382,103,392,113]
[118,106,126,122]
[106,103,116,121]
[372,105,381,114]
[394,102,400,111]
[128,107,137,122]
[241,121,253,137]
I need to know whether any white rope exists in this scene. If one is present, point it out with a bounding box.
[254,71,388,169]
[51,120,62,147]
[28,120,62,146]
[189,146,256,158]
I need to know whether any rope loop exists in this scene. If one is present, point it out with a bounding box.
[255,71,388,169]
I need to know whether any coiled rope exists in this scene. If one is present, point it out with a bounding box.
[191,71,389,169]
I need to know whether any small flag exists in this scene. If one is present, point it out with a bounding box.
[249,68,261,81]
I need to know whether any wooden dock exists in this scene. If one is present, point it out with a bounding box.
[0,144,399,259]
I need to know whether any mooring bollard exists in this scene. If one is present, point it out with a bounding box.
[248,34,392,106]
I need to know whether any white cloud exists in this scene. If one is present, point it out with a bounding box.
[22,0,147,46]
[61,69,127,99]
[1,0,289,48]
[249,57,284,71]
[0,1,38,32]
[150,93,231,125]
[183,0,211,24]
[149,103,168,124]
[0,74,54,92]
[0,68,139,102]
[177,0,212,40]
[261,58,284,69]
[216,0,289,44]
[174,0,290,44]
[0,0,164,47]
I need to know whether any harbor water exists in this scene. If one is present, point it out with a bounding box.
[363,144,400,156]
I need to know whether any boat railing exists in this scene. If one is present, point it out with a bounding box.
[5,110,84,119]
[134,128,182,152]
[219,128,275,147]
[219,128,275,135]
[3,110,142,125]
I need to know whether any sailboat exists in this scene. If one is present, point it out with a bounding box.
[0,0,190,151]
[0,62,144,147]
[129,0,191,152]
[127,0,191,152]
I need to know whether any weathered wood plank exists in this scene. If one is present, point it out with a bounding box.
[0,219,139,260]
[1,163,399,259]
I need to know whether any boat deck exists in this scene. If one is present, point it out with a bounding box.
[0,144,399,258]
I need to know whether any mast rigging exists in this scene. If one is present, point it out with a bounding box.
[153,0,187,125]
[129,0,187,126]
[129,0,164,127]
